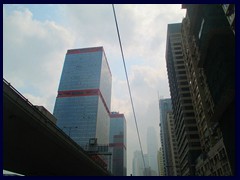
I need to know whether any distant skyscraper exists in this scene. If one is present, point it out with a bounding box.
[132,151,149,176]
[147,127,159,176]
[159,98,173,175]
[53,47,112,147]
[159,98,180,176]
[132,151,143,176]
[109,112,127,176]
[143,154,151,176]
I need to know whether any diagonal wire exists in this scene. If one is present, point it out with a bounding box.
[112,4,147,175]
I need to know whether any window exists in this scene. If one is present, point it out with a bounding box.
[176,65,185,69]
[181,87,190,91]
[173,42,181,46]
[180,81,188,85]
[174,47,181,50]
[176,61,184,64]
[178,71,186,75]
[178,76,187,80]
[184,106,193,110]
[185,112,195,117]
[190,141,200,147]
[188,127,198,131]
[175,51,182,55]
[189,134,199,139]
[182,93,191,97]
[176,55,183,59]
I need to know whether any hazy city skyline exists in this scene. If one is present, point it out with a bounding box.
[3,4,186,175]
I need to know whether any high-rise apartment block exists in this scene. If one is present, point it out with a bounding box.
[166,23,202,176]
[109,112,127,176]
[53,47,112,147]
[181,4,235,175]
[164,4,235,176]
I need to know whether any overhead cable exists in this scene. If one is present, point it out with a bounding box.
[112,4,147,174]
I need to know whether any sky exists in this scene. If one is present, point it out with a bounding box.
[3,4,186,175]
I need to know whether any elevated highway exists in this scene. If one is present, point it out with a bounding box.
[3,79,111,176]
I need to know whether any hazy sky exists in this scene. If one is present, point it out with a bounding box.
[3,4,186,175]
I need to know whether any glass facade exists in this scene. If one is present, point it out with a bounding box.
[99,52,112,110]
[159,98,172,175]
[109,112,127,176]
[53,47,112,147]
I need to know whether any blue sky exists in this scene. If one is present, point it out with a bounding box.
[3,4,62,22]
[3,4,186,175]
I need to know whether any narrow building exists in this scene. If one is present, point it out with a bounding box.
[181,4,235,175]
[109,112,127,176]
[165,23,202,175]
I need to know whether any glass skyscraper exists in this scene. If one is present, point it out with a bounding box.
[53,46,112,147]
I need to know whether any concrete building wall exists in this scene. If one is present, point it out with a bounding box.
[157,147,165,176]
[181,4,235,175]
[166,23,201,176]
[166,112,180,175]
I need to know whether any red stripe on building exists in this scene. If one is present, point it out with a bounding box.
[67,47,103,55]
[66,47,112,77]
[114,135,124,138]
[98,90,110,115]
[109,143,126,149]
[57,89,99,98]
[57,89,110,115]
[110,113,124,118]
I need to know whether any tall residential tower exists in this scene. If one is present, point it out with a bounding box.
[166,24,201,175]
[181,4,235,175]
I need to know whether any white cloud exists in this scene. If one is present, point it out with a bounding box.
[57,4,184,175]
[3,7,75,112]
